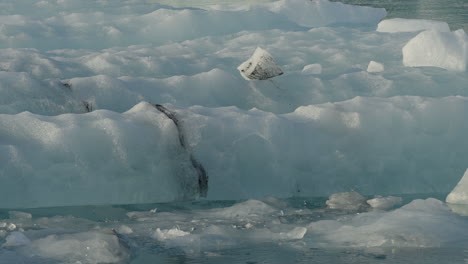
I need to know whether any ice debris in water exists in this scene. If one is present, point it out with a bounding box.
[237,47,283,80]
[309,198,468,247]
[377,18,450,33]
[367,61,384,73]
[403,29,468,72]
[301,63,322,75]
[29,231,130,264]
[326,192,369,211]
[367,196,403,210]
[446,168,468,204]
[153,228,190,241]
[2,232,30,247]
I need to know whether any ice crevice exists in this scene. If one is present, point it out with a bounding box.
[152,103,208,198]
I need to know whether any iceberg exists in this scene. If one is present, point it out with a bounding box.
[402,29,468,72]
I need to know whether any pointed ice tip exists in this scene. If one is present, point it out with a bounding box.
[237,47,283,80]
[446,168,468,205]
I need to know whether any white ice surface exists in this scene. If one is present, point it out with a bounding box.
[377,18,450,33]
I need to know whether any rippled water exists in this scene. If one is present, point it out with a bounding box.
[333,0,468,31]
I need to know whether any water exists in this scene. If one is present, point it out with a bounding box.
[149,0,468,32]
[0,195,467,263]
[332,0,468,31]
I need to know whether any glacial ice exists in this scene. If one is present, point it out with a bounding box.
[446,169,468,205]
[403,29,468,72]
[377,18,450,33]
[2,96,468,207]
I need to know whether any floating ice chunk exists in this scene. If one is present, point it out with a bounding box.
[153,228,190,241]
[116,225,133,235]
[367,196,402,210]
[446,169,468,204]
[126,208,157,220]
[301,64,322,75]
[367,61,384,73]
[279,227,307,240]
[402,29,468,72]
[237,47,283,80]
[326,192,369,211]
[30,231,129,264]
[377,18,450,33]
[309,198,468,247]
[209,200,276,218]
[6,223,16,231]
[2,232,30,247]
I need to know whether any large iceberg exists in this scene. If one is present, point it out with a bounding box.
[1,96,468,207]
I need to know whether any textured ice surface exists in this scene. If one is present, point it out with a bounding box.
[377,18,450,33]
[446,169,468,205]
[403,29,468,72]
[2,97,468,207]
[0,102,201,208]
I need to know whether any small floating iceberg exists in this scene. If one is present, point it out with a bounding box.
[237,47,283,80]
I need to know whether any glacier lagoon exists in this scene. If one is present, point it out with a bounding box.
[0,0,468,263]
